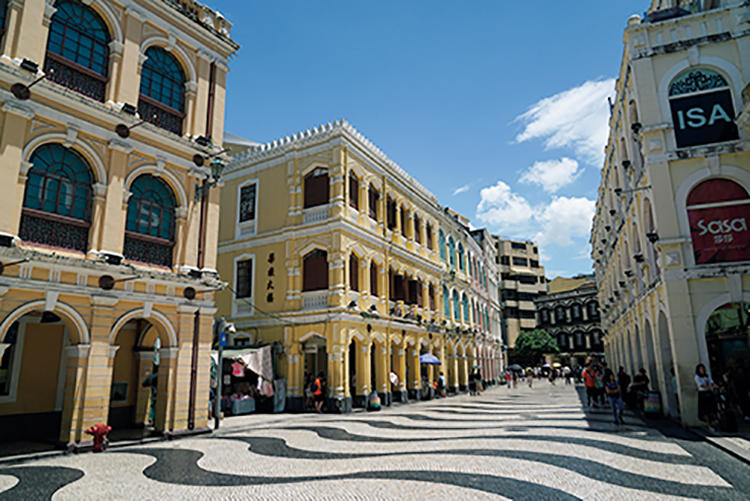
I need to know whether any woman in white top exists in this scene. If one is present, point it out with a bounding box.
[695,363,718,431]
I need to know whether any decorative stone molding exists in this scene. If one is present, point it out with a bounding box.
[109,345,120,358]
[108,138,132,154]
[125,6,145,22]
[43,1,57,26]
[64,344,90,358]
[2,101,34,120]
[63,126,78,148]
[92,182,107,200]
[159,347,179,359]
[108,40,124,58]
[177,304,199,314]
[91,295,119,306]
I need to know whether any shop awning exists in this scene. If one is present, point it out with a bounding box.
[212,345,273,381]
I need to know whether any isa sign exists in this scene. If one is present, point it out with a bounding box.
[688,204,750,264]
[670,89,738,148]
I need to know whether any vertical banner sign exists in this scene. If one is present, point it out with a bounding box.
[670,89,738,148]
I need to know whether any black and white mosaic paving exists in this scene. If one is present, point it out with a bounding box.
[1,384,749,500]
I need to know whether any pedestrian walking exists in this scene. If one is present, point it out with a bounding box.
[583,364,597,407]
[605,372,625,425]
[695,363,718,431]
[312,372,326,413]
[505,371,512,389]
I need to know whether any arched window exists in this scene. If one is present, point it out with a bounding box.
[443,286,450,317]
[555,306,566,323]
[448,237,456,267]
[413,214,421,244]
[370,261,378,296]
[0,0,9,40]
[368,184,379,219]
[452,290,460,320]
[587,301,599,318]
[668,68,738,148]
[425,223,432,250]
[428,283,435,310]
[458,243,465,271]
[439,230,446,260]
[45,0,110,101]
[303,168,329,208]
[400,206,408,237]
[687,179,750,264]
[462,293,469,322]
[303,249,328,291]
[572,304,582,320]
[349,253,359,292]
[20,144,93,251]
[139,46,186,135]
[124,174,176,267]
[348,171,359,210]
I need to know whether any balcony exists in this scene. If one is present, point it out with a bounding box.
[123,232,173,267]
[302,290,328,310]
[19,209,89,253]
[45,53,106,102]
[303,204,329,224]
[138,96,184,136]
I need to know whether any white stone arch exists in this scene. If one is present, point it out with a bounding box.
[139,36,197,85]
[0,300,90,345]
[347,328,367,345]
[297,242,331,260]
[299,162,330,178]
[368,253,384,267]
[125,165,188,210]
[675,165,750,267]
[346,242,366,260]
[371,332,386,345]
[346,161,366,180]
[22,133,107,185]
[299,330,326,344]
[657,56,744,123]
[85,0,124,45]
[109,308,177,348]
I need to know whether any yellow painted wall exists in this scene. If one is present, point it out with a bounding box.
[111,326,138,408]
[0,323,63,415]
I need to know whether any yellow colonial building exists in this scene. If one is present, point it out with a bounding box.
[218,121,503,412]
[592,0,750,426]
[0,0,237,446]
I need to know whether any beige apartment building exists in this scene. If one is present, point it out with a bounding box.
[0,0,237,446]
[592,0,750,425]
[216,121,504,412]
[493,237,546,349]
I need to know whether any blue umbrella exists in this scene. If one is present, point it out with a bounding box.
[419,353,441,365]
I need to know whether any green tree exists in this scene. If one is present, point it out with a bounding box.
[513,329,559,365]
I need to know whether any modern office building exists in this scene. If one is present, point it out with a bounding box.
[535,275,604,366]
[0,0,237,446]
[216,120,504,412]
[591,0,750,424]
[493,237,546,349]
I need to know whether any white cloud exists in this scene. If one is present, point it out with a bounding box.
[519,157,581,193]
[534,196,596,247]
[475,181,534,230]
[452,184,469,196]
[475,182,595,250]
[515,79,615,165]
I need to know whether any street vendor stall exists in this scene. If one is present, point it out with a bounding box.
[211,345,275,416]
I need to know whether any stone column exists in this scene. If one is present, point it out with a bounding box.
[58,344,91,445]
[354,341,371,408]
[285,339,303,412]
[97,141,130,257]
[408,345,420,400]
[105,41,123,104]
[183,82,198,138]
[154,347,178,432]
[391,343,407,402]
[134,350,154,426]
[374,341,390,405]
[6,0,50,62]
[116,7,145,105]
[0,103,32,238]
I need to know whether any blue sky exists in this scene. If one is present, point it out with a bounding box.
[211,0,647,278]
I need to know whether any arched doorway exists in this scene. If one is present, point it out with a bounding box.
[108,316,173,436]
[390,338,406,402]
[0,304,85,443]
[303,334,327,406]
[705,302,750,420]
[642,321,658,391]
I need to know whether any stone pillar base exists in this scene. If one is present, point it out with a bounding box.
[392,390,408,403]
[408,388,421,401]
[353,394,367,409]
[378,392,392,407]
[286,396,304,412]
[326,396,352,414]
[459,384,467,392]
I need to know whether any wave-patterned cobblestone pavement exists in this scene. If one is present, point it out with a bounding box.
[1,384,749,500]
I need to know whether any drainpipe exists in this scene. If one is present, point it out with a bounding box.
[188,179,209,430]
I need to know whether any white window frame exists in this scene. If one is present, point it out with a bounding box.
[235,179,259,239]
[232,253,256,317]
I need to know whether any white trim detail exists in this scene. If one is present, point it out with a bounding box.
[0,300,90,344]
[139,36,198,85]
[22,133,108,185]
[235,178,258,239]
[109,308,177,348]
[124,164,188,210]
[232,253,255,317]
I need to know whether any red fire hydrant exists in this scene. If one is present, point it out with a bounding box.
[85,423,112,452]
